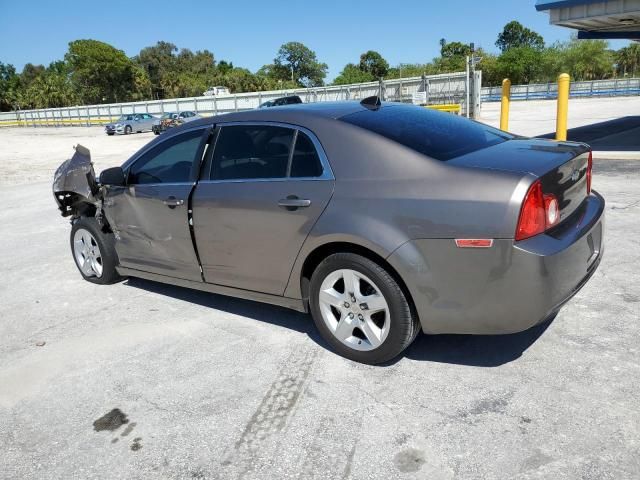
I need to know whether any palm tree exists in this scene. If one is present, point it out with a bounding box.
[616,44,640,77]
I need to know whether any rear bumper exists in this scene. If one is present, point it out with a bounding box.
[387,191,605,334]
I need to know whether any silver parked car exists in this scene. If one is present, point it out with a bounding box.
[152,111,202,135]
[105,113,157,135]
[53,98,604,364]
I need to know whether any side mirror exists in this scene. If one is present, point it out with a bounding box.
[99,167,126,186]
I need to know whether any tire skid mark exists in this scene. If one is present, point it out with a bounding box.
[224,345,319,478]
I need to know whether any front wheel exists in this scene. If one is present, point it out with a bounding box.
[309,253,419,364]
[70,217,121,285]
[124,125,132,135]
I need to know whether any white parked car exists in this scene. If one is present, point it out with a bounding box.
[203,86,230,97]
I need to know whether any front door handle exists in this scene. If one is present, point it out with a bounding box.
[163,196,184,209]
[278,196,311,211]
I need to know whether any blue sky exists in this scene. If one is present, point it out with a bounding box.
[0,0,630,81]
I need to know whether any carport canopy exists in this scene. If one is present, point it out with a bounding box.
[536,0,640,40]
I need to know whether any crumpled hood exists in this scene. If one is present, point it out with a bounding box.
[53,144,98,209]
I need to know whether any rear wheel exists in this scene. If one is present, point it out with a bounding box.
[309,253,419,364]
[70,217,121,285]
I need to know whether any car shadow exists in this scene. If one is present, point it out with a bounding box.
[123,277,553,368]
[536,115,640,151]
[397,316,554,367]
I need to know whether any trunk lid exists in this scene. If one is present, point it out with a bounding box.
[53,144,99,216]
[449,138,591,226]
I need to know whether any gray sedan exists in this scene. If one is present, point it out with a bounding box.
[53,98,604,364]
[104,113,157,135]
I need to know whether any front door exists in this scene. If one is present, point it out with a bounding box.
[192,123,334,295]
[104,128,209,282]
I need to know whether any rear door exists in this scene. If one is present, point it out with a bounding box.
[192,123,334,295]
[104,127,211,281]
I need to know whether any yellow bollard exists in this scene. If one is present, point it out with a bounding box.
[556,73,570,141]
[500,78,511,131]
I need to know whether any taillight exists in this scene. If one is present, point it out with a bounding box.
[586,150,592,195]
[544,194,559,227]
[515,180,545,241]
[515,181,560,241]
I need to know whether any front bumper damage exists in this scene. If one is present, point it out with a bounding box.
[53,144,102,218]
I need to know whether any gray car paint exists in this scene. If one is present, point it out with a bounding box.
[53,101,605,335]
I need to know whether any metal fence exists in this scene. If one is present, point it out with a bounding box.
[481,77,640,102]
[0,71,478,127]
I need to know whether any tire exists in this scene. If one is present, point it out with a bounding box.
[70,217,122,285]
[124,125,132,135]
[309,253,419,364]
[107,132,115,136]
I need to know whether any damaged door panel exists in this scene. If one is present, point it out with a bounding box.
[53,145,101,217]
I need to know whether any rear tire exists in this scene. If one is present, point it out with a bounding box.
[309,253,419,364]
[70,217,121,285]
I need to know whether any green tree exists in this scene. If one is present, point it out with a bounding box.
[135,41,179,98]
[616,44,640,77]
[435,40,471,72]
[386,63,437,79]
[272,42,328,87]
[333,63,375,85]
[495,46,544,84]
[440,41,471,58]
[24,71,76,108]
[217,60,234,75]
[0,62,21,110]
[550,38,614,81]
[496,21,544,52]
[358,50,389,79]
[20,63,45,86]
[65,39,137,103]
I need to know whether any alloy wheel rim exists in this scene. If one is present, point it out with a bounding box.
[73,228,103,278]
[318,269,390,351]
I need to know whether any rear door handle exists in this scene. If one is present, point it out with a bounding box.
[163,196,184,208]
[278,196,311,210]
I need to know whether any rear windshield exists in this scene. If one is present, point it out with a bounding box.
[340,104,513,161]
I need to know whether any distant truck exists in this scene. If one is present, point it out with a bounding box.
[203,86,230,97]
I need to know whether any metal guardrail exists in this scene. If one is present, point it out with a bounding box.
[0,72,474,127]
[481,77,640,102]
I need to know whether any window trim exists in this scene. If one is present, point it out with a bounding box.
[201,121,334,184]
[123,126,212,186]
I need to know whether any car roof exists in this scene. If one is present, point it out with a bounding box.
[182,101,376,130]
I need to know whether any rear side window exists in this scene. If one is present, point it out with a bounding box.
[291,132,323,177]
[211,125,295,180]
[340,104,513,161]
[129,129,204,184]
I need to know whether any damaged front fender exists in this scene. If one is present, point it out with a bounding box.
[53,144,101,217]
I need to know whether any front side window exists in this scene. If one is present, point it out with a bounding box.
[129,129,204,184]
[211,125,295,180]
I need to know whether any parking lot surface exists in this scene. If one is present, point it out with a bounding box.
[0,127,639,479]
